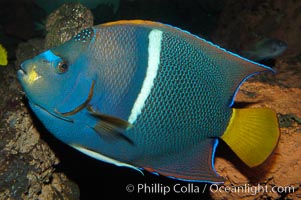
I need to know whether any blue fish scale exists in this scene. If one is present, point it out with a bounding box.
[129,32,232,158]
[90,27,141,116]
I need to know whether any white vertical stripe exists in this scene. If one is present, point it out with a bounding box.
[128,29,163,124]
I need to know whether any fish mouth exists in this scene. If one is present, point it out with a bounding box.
[18,63,28,75]
[18,69,27,76]
[18,63,42,84]
[17,64,28,82]
[30,80,95,123]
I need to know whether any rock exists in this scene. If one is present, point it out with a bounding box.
[211,81,301,199]
[212,0,301,88]
[45,3,94,49]
[15,38,45,68]
[0,3,94,199]
[0,38,80,200]
[209,5,301,198]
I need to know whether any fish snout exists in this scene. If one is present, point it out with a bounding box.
[18,59,36,75]
[17,60,42,84]
[18,62,28,76]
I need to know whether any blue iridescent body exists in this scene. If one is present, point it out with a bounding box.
[18,20,279,183]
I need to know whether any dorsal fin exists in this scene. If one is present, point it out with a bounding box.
[213,51,274,107]
[97,20,274,107]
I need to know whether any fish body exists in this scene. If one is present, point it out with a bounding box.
[241,38,287,61]
[18,20,280,182]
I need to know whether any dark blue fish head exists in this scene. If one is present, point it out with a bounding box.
[17,28,98,137]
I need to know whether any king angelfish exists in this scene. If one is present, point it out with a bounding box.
[17,20,280,183]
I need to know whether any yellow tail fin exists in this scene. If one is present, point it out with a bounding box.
[221,108,280,167]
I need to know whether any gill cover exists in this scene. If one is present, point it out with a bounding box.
[51,28,96,115]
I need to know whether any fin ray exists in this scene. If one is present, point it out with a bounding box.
[97,20,274,108]
[221,108,280,167]
[87,106,133,129]
[93,121,134,145]
[71,144,142,174]
[87,106,134,145]
[142,139,224,183]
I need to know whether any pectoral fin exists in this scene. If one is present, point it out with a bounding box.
[87,106,133,129]
[87,106,134,145]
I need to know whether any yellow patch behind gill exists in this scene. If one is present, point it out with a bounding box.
[27,66,42,84]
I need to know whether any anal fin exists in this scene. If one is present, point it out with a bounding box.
[221,108,280,167]
[71,144,142,174]
[142,139,224,183]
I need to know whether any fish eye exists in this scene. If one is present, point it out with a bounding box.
[57,61,68,73]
